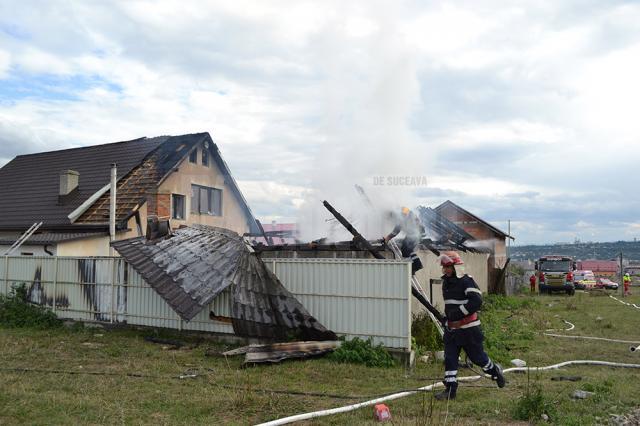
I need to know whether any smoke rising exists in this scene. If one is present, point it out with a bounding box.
[297,7,431,242]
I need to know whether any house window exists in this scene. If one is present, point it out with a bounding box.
[190,185,222,216]
[202,148,209,166]
[172,194,185,220]
[189,149,197,163]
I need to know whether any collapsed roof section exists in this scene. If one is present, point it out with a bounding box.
[111,224,336,341]
[252,205,488,255]
[416,206,475,250]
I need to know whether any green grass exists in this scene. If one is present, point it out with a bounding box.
[1,291,639,424]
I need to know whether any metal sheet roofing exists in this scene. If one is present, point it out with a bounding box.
[0,231,108,245]
[111,224,336,341]
[416,206,475,248]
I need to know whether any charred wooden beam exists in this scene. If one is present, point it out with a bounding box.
[252,242,385,252]
[322,200,385,260]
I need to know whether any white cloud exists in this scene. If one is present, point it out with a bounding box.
[1,1,640,244]
[14,47,73,75]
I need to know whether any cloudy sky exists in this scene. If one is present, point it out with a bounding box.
[1,0,639,244]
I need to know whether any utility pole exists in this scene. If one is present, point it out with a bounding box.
[507,220,511,259]
[506,220,511,282]
[619,252,624,298]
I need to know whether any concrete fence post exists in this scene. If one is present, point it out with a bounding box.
[53,256,59,313]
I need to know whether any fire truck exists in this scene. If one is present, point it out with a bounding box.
[535,255,576,295]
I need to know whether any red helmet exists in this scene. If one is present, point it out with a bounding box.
[440,251,463,266]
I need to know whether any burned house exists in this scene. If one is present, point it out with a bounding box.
[253,204,491,316]
[0,133,260,256]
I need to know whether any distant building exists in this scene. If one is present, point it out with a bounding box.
[253,222,298,245]
[625,263,640,276]
[576,260,618,277]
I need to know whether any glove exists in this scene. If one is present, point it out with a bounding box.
[440,316,448,327]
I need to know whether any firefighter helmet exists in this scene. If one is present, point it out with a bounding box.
[401,207,411,216]
[440,251,464,266]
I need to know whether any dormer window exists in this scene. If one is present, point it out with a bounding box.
[202,148,209,166]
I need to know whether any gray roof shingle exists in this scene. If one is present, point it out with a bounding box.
[0,136,166,229]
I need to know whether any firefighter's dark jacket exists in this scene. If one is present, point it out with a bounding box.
[442,273,483,322]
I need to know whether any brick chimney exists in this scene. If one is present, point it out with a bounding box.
[146,190,171,219]
[59,170,79,195]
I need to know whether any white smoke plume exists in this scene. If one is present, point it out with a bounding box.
[296,7,431,242]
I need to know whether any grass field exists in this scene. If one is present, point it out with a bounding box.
[1,290,639,425]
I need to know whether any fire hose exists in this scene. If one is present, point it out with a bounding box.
[609,294,640,310]
[256,360,640,426]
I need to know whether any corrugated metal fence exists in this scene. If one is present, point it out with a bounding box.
[0,256,411,349]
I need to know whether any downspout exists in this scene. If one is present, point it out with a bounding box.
[43,245,54,256]
[109,163,117,256]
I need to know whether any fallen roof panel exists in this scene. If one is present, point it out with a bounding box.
[111,225,336,341]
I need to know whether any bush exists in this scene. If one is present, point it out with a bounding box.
[512,384,556,421]
[512,374,556,422]
[411,312,443,355]
[0,284,61,329]
[328,337,396,368]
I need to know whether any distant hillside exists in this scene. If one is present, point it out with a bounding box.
[509,240,640,262]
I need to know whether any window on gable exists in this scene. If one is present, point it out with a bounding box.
[190,184,222,216]
[202,148,209,166]
[189,149,197,163]
[172,194,185,220]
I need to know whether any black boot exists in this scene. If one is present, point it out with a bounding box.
[488,363,506,388]
[434,383,457,400]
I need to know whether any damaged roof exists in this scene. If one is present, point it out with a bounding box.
[0,132,260,235]
[111,224,336,341]
[0,136,164,230]
[76,133,208,225]
[435,200,514,240]
[416,206,475,247]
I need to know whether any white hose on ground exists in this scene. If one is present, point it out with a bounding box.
[609,295,640,310]
[545,320,575,332]
[631,344,640,353]
[256,360,640,426]
[543,333,640,345]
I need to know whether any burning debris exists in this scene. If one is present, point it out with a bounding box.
[322,200,446,325]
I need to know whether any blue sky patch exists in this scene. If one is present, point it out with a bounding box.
[0,23,30,40]
[0,72,122,103]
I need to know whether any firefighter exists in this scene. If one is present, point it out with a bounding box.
[624,273,632,296]
[383,207,425,275]
[529,273,536,293]
[434,251,506,401]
